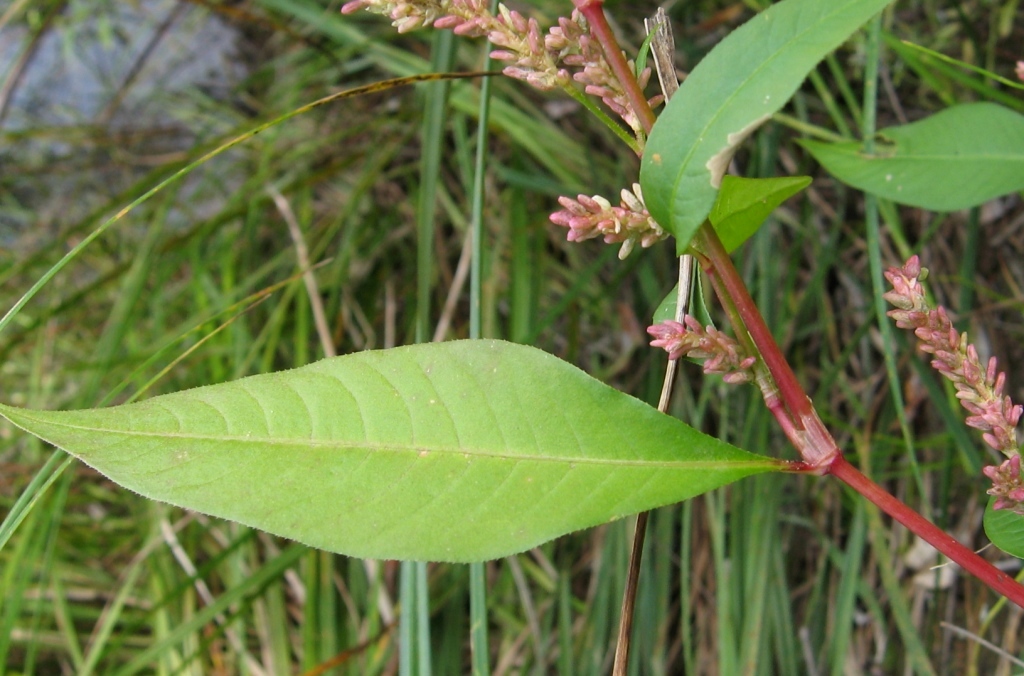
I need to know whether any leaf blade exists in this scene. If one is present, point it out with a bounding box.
[709,175,812,252]
[0,340,781,562]
[640,0,895,251]
[800,103,1024,210]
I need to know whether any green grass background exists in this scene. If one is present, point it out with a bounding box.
[2,0,1024,673]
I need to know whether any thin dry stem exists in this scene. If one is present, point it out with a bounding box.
[269,184,337,358]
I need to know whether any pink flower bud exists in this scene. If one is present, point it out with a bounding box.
[341,1,366,13]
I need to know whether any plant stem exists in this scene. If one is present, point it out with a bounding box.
[613,510,648,675]
[693,225,840,467]
[469,7,497,670]
[573,0,657,135]
[829,456,1024,609]
[610,13,686,674]
[579,0,824,453]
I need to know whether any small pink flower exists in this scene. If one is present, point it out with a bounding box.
[341,0,370,13]
[1016,61,1024,82]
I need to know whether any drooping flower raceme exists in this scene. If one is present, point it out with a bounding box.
[549,183,667,259]
[647,315,757,384]
[341,0,660,128]
[884,256,1024,515]
[343,0,568,88]
[342,1,669,256]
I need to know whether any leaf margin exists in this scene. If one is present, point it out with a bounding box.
[0,340,784,562]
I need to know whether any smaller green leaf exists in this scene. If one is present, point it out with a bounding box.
[652,277,713,329]
[984,498,1024,558]
[653,285,679,325]
[634,29,658,81]
[709,176,812,252]
[800,103,1024,211]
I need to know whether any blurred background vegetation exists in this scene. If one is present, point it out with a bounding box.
[2,0,1024,673]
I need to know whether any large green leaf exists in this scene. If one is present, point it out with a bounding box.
[800,103,1024,211]
[0,340,781,562]
[640,0,895,252]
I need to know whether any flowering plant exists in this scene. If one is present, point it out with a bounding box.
[3,0,1024,672]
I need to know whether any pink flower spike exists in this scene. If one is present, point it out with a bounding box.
[884,256,1021,460]
[647,318,757,384]
[549,185,666,256]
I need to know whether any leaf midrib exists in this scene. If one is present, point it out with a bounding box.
[14,414,775,469]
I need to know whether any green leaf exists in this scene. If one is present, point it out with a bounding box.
[652,276,713,329]
[800,103,1024,211]
[634,28,658,81]
[709,176,812,252]
[0,340,781,562]
[640,0,895,252]
[653,285,679,325]
[984,497,1024,559]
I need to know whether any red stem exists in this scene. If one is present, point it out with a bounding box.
[573,0,657,135]
[578,0,812,426]
[582,0,811,429]
[829,456,1024,609]
[693,226,816,425]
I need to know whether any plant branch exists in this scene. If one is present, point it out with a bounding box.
[690,159,1024,607]
[691,226,806,419]
[692,225,839,467]
[829,455,1024,609]
[573,0,657,135]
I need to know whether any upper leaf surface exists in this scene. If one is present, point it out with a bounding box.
[640,0,895,252]
[0,340,780,562]
[709,175,812,252]
[800,103,1024,210]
